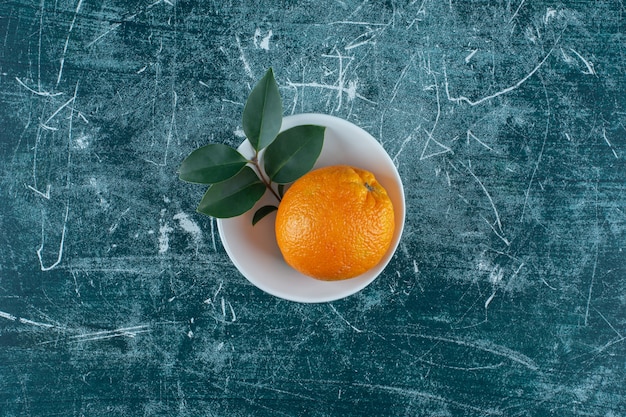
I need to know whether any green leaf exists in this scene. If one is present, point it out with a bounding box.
[242,68,283,151]
[196,166,266,218]
[277,183,286,199]
[263,125,326,184]
[252,205,278,226]
[179,143,247,184]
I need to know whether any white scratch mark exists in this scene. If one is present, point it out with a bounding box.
[288,49,376,111]
[509,0,526,22]
[353,383,503,415]
[467,130,495,151]
[222,98,244,106]
[36,0,44,90]
[540,275,557,290]
[602,128,618,158]
[235,381,319,403]
[462,162,508,244]
[389,60,412,106]
[71,270,81,298]
[521,114,549,223]
[584,243,600,326]
[464,49,478,63]
[484,291,497,309]
[0,310,57,328]
[393,128,418,166]
[569,48,596,75]
[146,91,177,166]
[15,77,63,97]
[420,77,452,160]
[595,308,623,339]
[345,39,372,50]
[329,304,362,333]
[37,204,70,272]
[422,359,505,372]
[212,281,223,302]
[40,123,57,132]
[228,301,236,322]
[378,55,414,143]
[210,217,217,251]
[344,24,384,50]
[425,76,441,138]
[595,336,626,354]
[37,82,78,270]
[86,2,161,47]
[420,334,538,370]
[520,67,551,222]
[0,310,19,322]
[42,96,76,130]
[18,317,55,328]
[445,47,554,106]
[27,183,51,199]
[235,35,254,79]
[87,22,122,47]
[482,215,511,246]
[57,0,83,86]
[328,21,387,26]
[109,207,131,233]
[287,80,375,106]
[322,49,354,111]
[68,325,151,342]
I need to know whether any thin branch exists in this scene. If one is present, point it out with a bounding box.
[250,154,281,203]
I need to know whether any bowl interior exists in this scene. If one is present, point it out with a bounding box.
[217,113,405,303]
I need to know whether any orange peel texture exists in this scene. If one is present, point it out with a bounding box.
[275,165,395,281]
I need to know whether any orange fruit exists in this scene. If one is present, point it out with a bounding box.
[275,165,395,281]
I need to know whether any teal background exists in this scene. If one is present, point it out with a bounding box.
[0,1,624,415]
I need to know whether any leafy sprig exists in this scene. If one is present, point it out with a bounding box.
[179,68,325,224]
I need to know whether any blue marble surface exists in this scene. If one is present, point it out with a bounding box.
[0,0,624,415]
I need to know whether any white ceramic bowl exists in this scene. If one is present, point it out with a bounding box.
[217,114,405,303]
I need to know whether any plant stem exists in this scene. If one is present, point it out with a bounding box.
[250,154,281,203]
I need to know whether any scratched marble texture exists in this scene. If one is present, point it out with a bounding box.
[0,0,624,416]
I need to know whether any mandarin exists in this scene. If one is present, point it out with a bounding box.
[275,165,395,280]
